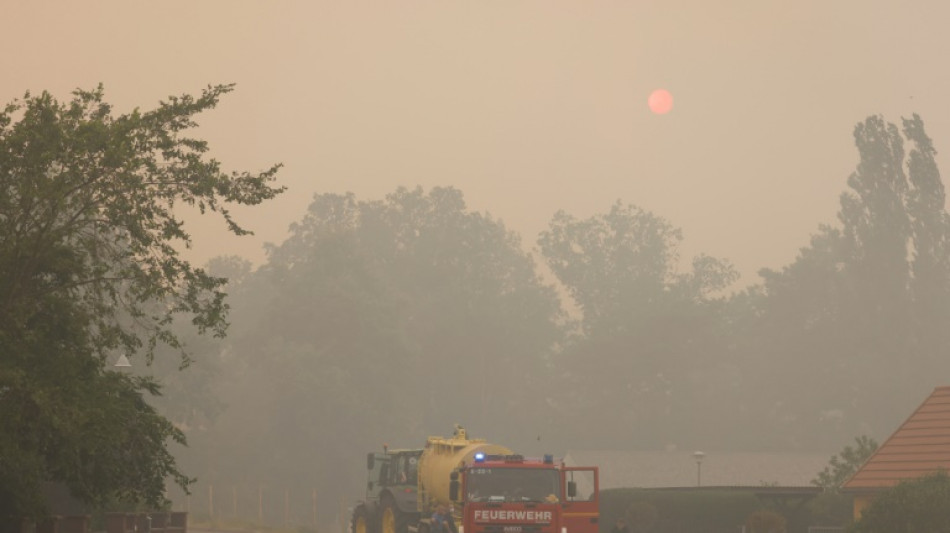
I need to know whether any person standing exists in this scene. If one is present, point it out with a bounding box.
[432,504,457,533]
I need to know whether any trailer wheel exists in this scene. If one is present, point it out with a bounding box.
[381,495,408,533]
[353,505,373,533]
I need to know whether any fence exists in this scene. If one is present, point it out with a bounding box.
[19,516,90,533]
[167,482,349,531]
[104,512,188,533]
[18,513,187,533]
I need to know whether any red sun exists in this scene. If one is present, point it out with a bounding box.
[648,89,673,114]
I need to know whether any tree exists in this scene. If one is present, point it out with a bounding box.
[849,471,950,532]
[902,115,950,376]
[0,84,283,521]
[836,116,914,364]
[812,435,878,491]
[537,202,739,448]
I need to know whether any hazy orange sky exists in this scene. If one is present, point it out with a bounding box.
[4,1,949,284]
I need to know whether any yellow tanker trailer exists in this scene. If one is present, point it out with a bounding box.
[417,427,513,514]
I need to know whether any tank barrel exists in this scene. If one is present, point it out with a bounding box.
[417,430,512,512]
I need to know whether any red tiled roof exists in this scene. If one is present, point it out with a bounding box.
[843,386,950,491]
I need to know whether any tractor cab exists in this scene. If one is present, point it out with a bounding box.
[366,448,422,498]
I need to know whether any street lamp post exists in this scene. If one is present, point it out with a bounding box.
[693,451,705,487]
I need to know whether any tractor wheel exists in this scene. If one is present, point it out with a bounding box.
[352,505,374,533]
[380,496,409,533]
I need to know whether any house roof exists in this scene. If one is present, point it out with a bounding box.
[563,450,829,489]
[843,386,950,491]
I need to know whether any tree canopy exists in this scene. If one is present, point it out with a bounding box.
[0,84,283,520]
[538,202,739,448]
[850,471,950,533]
[813,435,878,491]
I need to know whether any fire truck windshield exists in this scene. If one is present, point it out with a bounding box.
[465,467,560,503]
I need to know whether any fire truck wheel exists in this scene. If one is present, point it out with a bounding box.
[380,495,408,533]
[352,505,374,533]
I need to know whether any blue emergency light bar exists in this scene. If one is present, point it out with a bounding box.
[474,454,526,463]
[472,453,556,465]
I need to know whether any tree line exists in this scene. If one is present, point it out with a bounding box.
[172,114,950,526]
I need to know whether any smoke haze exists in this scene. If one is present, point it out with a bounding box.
[5,1,949,282]
[7,2,950,529]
